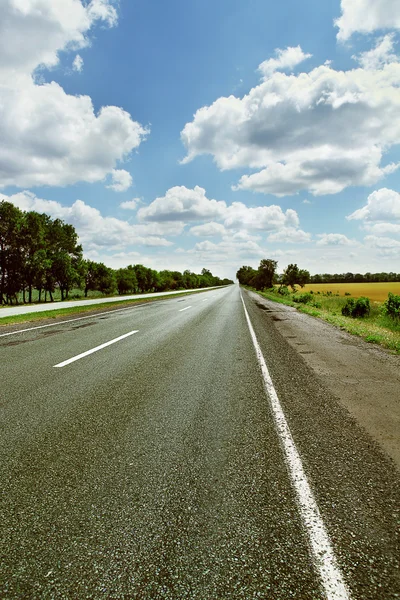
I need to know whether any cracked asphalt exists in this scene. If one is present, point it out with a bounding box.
[0,285,399,598]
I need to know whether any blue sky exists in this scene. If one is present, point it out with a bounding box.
[1,0,400,278]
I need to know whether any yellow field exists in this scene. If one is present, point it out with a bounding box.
[301,282,400,303]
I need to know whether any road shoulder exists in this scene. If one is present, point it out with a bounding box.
[244,288,400,469]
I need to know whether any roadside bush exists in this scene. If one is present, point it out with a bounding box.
[341,296,370,318]
[382,292,400,321]
[293,292,313,304]
[278,285,290,296]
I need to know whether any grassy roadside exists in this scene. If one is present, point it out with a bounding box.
[0,289,209,328]
[247,286,400,355]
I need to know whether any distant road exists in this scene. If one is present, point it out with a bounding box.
[0,286,224,318]
[1,285,399,598]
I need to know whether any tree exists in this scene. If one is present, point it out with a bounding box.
[0,201,24,304]
[116,267,137,295]
[254,259,277,290]
[282,263,310,291]
[236,265,257,286]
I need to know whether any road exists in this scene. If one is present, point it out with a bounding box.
[0,285,399,599]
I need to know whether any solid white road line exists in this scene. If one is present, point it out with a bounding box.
[53,330,139,368]
[179,306,192,312]
[240,292,351,600]
[0,305,144,338]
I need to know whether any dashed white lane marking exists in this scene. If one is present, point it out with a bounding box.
[53,330,139,368]
[179,306,192,312]
[240,292,351,600]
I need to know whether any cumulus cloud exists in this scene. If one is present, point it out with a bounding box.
[316,233,357,246]
[353,34,398,70]
[72,54,84,72]
[106,169,133,192]
[267,227,311,243]
[120,198,140,210]
[223,202,299,231]
[181,49,400,196]
[138,186,309,243]
[190,239,265,260]
[0,0,148,189]
[363,223,400,236]
[258,46,312,79]
[3,191,172,250]
[189,222,227,237]
[137,186,227,222]
[365,234,400,256]
[335,0,400,42]
[347,188,400,222]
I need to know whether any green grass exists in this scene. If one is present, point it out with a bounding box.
[0,289,208,327]
[248,286,400,354]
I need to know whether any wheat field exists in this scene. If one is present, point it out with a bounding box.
[301,282,400,303]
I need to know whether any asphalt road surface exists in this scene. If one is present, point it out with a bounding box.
[1,285,399,599]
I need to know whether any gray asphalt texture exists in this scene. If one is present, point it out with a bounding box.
[0,285,399,599]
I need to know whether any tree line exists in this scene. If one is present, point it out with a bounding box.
[0,201,233,305]
[309,272,400,283]
[236,261,310,290]
[237,260,400,290]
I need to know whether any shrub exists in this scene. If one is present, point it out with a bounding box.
[344,292,351,296]
[293,292,313,304]
[342,296,370,318]
[382,292,400,321]
[278,285,290,296]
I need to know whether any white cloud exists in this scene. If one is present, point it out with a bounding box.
[303,199,312,204]
[190,239,265,260]
[335,0,400,42]
[365,235,400,248]
[72,54,84,72]
[223,202,299,230]
[347,188,400,222]
[258,46,312,79]
[0,0,117,80]
[3,191,172,250]
[0,0,148,189]
[353,34,398,70]
[137,186,227,222]
[189,222,227,237]
[120,198,140,210]
[138,186,308,243]
[316,233,357,246]
[365,234,400,256]
[181,53,400,196]
[106,169,133,192]
[364,223,400,236]
[267,227,311,243]
[87,0,118,27]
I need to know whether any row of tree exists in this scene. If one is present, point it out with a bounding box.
[236,261,310,290]
[237,261,400,290]
[309,272,400,283]
[0,201,232,305]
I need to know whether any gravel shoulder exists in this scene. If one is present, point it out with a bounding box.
[246,289,400,469]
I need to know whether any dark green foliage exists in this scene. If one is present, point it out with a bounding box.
[236,260,277,290]
[278,285,290,296]
[310,271,400,283]
[0,200,232,304]
[282,263,310,290]
[342,297,370,318]
[293,292,313,304]
[382,292,400,321]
